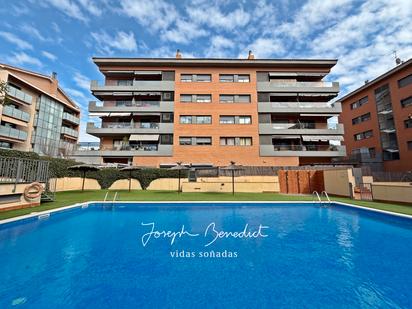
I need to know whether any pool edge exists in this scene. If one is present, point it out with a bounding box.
[0,200,411,225]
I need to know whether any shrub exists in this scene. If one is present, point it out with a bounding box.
[0,148,185,189]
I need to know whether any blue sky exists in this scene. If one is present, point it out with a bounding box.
[0,0,411,141]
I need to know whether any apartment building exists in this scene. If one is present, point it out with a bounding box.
[0,64,80,156]
[338,58,412,172]
[73,52,344,166]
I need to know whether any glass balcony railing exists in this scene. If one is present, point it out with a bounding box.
[114,101,161,108]
[272,144,343,151]
[267,122,339,130]
[100,122,160,129]
[268,81,336,87]
[2,105,30,122]
[61,127,78,138]
[0,125,28,140]
[7,85,33,104]
[102,144,160,151]
[62,112,80,125]
[262,102,332,108]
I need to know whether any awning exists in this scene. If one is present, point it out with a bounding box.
[133,112,161,116]
[109,113,131,117]
[134,92,161,96]
[129,134,159,141]
[384,148,399,153]
[113,92,133,96]
[135,70,162,75]
[89,112,110,117]
[302,135,344,141]
[272,135,300,139]
[269,72,297,77]
[300,114,337,117]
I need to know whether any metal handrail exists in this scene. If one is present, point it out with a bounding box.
[104,191,109,201]
[312,191,321,204]
[321,191,331,206]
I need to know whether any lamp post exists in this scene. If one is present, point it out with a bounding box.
[221,161,243,195]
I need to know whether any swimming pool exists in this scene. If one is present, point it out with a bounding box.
[0,202,411,308]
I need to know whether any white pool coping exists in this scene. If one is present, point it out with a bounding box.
[0,200,411,226]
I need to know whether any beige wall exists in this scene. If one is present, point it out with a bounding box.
[0,183,43,211]
[324,169,354,197]
[148,176,279,193]
[109,179,142,190]
[50,177,101,192]
[372,182,412,204]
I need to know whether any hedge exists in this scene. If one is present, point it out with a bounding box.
[0,149,185,189]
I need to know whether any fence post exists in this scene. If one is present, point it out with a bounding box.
[13,159,22,193]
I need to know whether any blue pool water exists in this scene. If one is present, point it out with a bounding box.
[0,202,411,308]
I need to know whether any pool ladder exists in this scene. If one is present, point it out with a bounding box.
[103,191,118,208]
[312,191,331,207]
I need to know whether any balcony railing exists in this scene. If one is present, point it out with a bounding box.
[272,144,342,151]
[2,105,30,122]
[257,81,339,93]
[0,125,28,141]
[259,122,344,135]
[268,122,339,130]
[7,85,33,104]
[268,81,336,87]
[258,101,342,113]
[260,144,346,157]
[61,127,78,138]
[100,122,160,129]
[73,144,173,156]
[62,112,80,125]
[90,80,175,92]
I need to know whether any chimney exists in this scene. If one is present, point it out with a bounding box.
[248,50,255,60]
[51,72,57,80]
[176,49,182,59]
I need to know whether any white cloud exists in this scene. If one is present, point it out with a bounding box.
[20,24,48,42]
[39,0,88,22]
[73,72,90,91]
[51,22,61,33]
[161,19,208,44]
[0,31,32,50]
[6,52,42,67]
[78,0,102,16]
[91,30,137,54]
[205,35,235,58]
[243,38,285,59]
[42,51,57,61]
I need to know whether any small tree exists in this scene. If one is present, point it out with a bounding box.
[0,80,8,105]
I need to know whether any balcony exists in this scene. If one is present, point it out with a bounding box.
[73,144,173,157]
[260,144,346,157]
[61,127,79,138]
[90,80,175,92]
[259,122,344,135]
[7,85,33,104]
[258,102,341,114]
[86,122,174,136]
[62,112,80,125]
[89,101,174,113]
[2,105,30,122]
[0,125,28,141]
[257,81,339,93]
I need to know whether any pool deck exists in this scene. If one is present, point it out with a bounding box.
[1,200,411,226]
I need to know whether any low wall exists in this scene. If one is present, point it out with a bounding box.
[372,182,412,204]
[148,176,279,193]
[50,177,101,192]
[0,183,43,212]
[109,179,142,190]
[323,169,354,197]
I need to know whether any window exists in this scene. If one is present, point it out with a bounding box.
[408,141,412,150]
[180,116,192,124]
[220,137,252,146]
[196,95,211,102]
[0,141,12,149]
[196,74,211,82]
[220,116,235,124]
[117,80,133,86]
[220,137,236,146]
[180,94,193,102]
[220,95,234,103]
[219,95,251,103]
[220,75,234,82]
[195,137,212,145]
[350,96,368,110]
[239,116,252,124]
[160,134,173,145]
[354,130,373,141]
[352,112,371,125]
[398,74,412,88]
[405,118,412,128]
[116,100,132,107]
[401,96,412,108]
[196,116,212,124]
[238,75,250,83]
[181,74,211,82]
[179,137,192,145]
[179,137,212,145]
[181,74,193,82]
[369,147,376,158]
[239,137,252,146]
[219,74,250,82]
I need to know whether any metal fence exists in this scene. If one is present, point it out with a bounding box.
[0,157,50,185]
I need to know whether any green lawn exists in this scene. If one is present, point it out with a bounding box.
[0,190,411,220]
